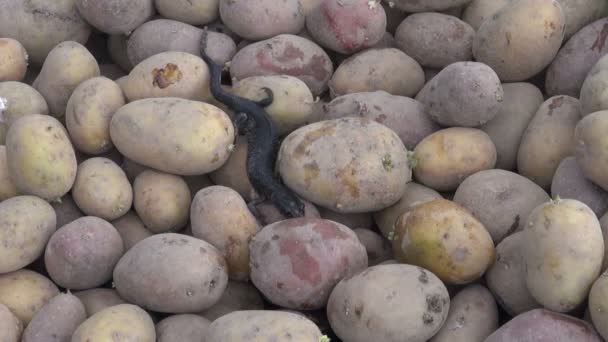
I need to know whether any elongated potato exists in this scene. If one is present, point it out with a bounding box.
[522,198,604,312]
[21,292,86,342]
[33,41,100,117]
[0,38,27,82]
[0,269,59,325]
[580,54,608,116]
[575,110,608,192]
[0,146,19,201]
[6,114,77,201]
[110,97,235,176]
[473,0,566,81]
[0,82,49,129]
[517,95,581,190]
[71,304,156,342]
[552,156,608,216]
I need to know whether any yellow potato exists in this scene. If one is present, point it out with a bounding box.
[590,272,608,340]
[0,146,19,201]
[0,38,28,82]
[0,269,59,325]
[71,304,156,342]
[574,110,608,192]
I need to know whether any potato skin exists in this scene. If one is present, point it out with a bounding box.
[65,77,125,155]
[199,281,264,321]
[395,13,474,68]
[590,272,608,340]
[0,81,49,128]
[110,97,235,176]
[279,117,411,213]
[558,0,607,39]
[328,48,425,98]
[0,196,56,274]
[306,0,386,55]
[206,310,323,341]
[22,293,86,342]
[0,147,19,201]
[413,127,497,192]
[390,0,472,12]
[190,186,260,281]
[72,288,127,317]
[249,218,368,310]
[51,194,83,228]
[71,304,156,342]
[0,302,22,342]
[208,136,254,201]
[473,0,565,81]
[155,0,219,25]
[352,228,392,266]
[6,114,77,201]
[33,41,100,117]
[392,199,496,285]
[113,233,229,313]
[453,169,550,243]
[462,0,513,30]
[76,0,153,35]
[479,82,544,170]
[156,314,211,342]
[327,264,450,342]
[581,55,608,116]
[111,211,153,251]
[415,61,503,127]
[229,34,334,96]
[485,308,602,342]
[517,95,581,190]
[522,199,604,312]
[0,269,59,325]
[0,38,27,82]
[575,110,608,192]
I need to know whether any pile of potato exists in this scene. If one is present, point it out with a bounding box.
[1,0,608,341]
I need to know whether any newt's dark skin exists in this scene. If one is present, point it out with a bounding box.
[200,29,305,218]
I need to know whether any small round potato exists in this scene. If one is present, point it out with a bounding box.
[65,76,125,155]
[0,303,22,342]
[0,269,59,325]
[392,199,496,285]
[0,195,56,274]
[113,233,229,313]
[156,314,211,342]
[413,127,497,192]
[199,281,265,321]
[0,81,49,129]
[111,211,154,251]
[72,288,127,317]
[575,110,608,192]
[328,48,425,98]
[76,0,154,35]
[21,292,87,342]
[0,38,27,82]
[72,158,133,221]
[0,146,19,201]
[522,198,604,313]
[327,264,450,342]
[155,0,219,25]
[134,170,191,233]
[71,304,156,342]
[581,54,608,116]
[5,114,77,201]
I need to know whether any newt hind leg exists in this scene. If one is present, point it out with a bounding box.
[254,87,274,107]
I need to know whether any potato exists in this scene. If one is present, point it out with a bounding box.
[429,284,498,342]
[71,304,156,342]
[558,0,607,39]
[0,303,22,342]
[5,114,77,201]
[415,61,503,127]
[575,110,608,192]
[327,264,450,342]
[453,169,550,243]
[374,182,442,239]
[328,48,425,98]
[546,17,608,97]
[479,82,544,170]
[191,186,260,281]
[0,38,27,82]
[352,228,392,266]
[318,207,373,230]
[462,0,513,30]
[412,127,497,192]
[581,54,608,116]
[107,34,133,72]
[123,51,211,103]
[0,196,56,274]
[45,216,124,290]
[590,272,608,340]
[65,77,125,155]
[220,0,304,41]
[72,158,132,221]
[0,146,18,201]
[110,97,234,176]
[51,194,83,228]
[252,197,321,226]
[552,157,608,216]
[155,0,218,25]
[21,292,86,342]
[485,232,541,315]
[389,0,471,12]
[229,34,334,96]
[114,233,228,313]
[474,0,566,82]
[231,75,314,135]
[76,0,153,35]
[0,269,59,324]
[0,0,91,66]
[522,198,604,312]
[134,170,191,233]
[395,13,474,68]
[517,95,581,190]
[111,211,153,251]
[156,315,210,342]
[0,81,49,128]
[392,198,496,285]
[485,309,602,342]
[278,117,411,213]
[72,288,127,317]
[208,137,253,201]
[249,218,368,310]
[33,41,100,117]
[199,281,264,321]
